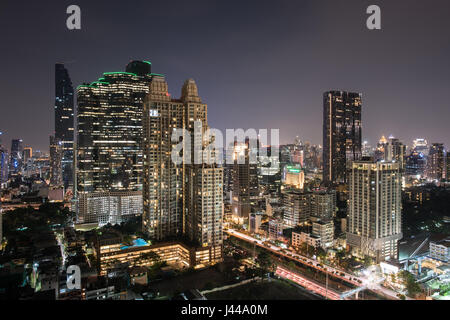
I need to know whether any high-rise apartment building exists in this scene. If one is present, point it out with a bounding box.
[76,61,153,224]
[405,151,427,177]
[55,63,75,189]
[323,91,362,185]
[427,143,445,181]
[347,159,403,262]
[142,76,223,260]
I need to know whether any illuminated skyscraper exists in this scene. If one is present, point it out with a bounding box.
[323,91,362,185]
[76,60,153,224]
[143,77,223,261]
[55,63,75,189]
[427,143,445,181]
[347,159,403,262]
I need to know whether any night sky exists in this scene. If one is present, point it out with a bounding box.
[1,0,450,152]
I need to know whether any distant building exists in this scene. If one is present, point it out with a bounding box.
[282,165,305,189]
[9,139,23,174]
[312,220,334,249]
[427,143,445,181]
[405,151,427,177]
[412,138,429,156]
[347,159,403,262]
[323,91,362,185]
[385,137,406,169]
[0,143,8,188]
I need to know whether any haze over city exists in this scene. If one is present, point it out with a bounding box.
[1,0,450,151]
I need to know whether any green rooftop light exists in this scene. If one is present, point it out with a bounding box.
[143,60,152,65]
[150,73,165,77]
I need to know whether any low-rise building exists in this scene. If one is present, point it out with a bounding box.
[429,237,450,262]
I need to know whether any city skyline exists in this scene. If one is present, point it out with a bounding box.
[1,0,450,151]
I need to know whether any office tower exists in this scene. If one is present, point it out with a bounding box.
[347,159,403,262]
[412,138,429,156]
[427,143,445,181]
[374,135,388,161]
[282,165,305,189]
[9,139,23,174]
[76,61,153,224]
[323,91,362,185]
[49,136,63,187]
[385,137,406,169]
[282,189,310,227]
[55,63,75,189]
[310,189,336,223]
[142,77,223,261]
